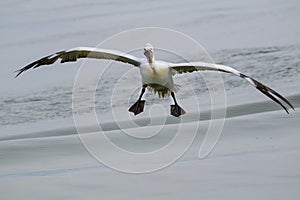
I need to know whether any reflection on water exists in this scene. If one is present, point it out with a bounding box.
[1,45,299,126]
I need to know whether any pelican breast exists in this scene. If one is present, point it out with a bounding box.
[140,62,172,84]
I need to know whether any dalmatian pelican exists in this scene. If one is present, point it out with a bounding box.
[15,43,294,117]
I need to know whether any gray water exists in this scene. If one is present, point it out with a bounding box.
[1,1,300,200]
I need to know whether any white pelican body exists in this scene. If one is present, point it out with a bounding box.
[140,60,176,98]
[16,43,294,117]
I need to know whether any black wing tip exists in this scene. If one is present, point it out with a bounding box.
[276,95,294,114]
[221,71,295,114]
[14,68,26,78]
[252,79,295,114]
[14,70,20,78]
[14,72,21,78]
[283,103,296,114]
[284,107,290,114]
[288,101,295,112]
[14,63,34,78]
[14,51,63,78]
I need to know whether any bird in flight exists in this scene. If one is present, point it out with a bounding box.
[16,43,294,117]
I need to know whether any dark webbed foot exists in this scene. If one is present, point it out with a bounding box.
[170,91,186,117]
[129,100,145,115]
[170,104,186,117]
[129,85,147,116]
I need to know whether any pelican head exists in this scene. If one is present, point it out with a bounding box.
[144,43,155,65]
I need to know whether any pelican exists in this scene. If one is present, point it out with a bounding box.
[15,43,294,117]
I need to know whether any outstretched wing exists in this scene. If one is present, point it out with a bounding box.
[170,62,294,113]
[15,47,142,77]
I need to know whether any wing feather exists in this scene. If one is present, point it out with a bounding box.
[15,47,142,77]
[170,62,294,113]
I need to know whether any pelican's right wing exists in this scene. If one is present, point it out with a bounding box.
[170,61,294,114]
[15,47,142,77]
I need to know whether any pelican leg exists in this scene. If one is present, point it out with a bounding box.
[128,85,147,115]
[170,92,186,117]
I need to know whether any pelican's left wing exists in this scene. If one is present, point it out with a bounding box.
[15,47,142,77]
[170,62,294,113]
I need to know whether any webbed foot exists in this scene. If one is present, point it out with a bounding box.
[128,100,145,115]
[170,104,186,117]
